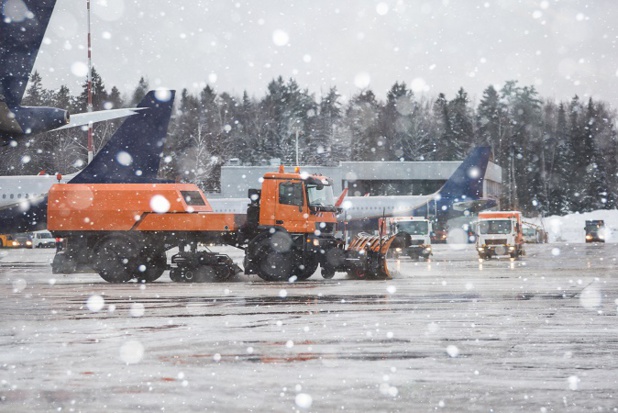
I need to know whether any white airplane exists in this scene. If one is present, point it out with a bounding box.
[207,147,495,229]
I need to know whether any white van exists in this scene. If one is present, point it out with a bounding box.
[31,230,55,248]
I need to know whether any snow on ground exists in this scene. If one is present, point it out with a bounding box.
[526,209,618,243]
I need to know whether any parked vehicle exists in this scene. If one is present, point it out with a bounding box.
[12,233,33,248]
[522,223,549,243]
[31,230,56,248]
[0,234,19,248]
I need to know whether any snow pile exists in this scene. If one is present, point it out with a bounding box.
[527,209,618,243]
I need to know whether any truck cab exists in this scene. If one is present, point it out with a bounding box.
[382,216,433,259]
[475,211,525,259]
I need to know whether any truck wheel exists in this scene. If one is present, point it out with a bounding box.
[52,253,77,274]
[135,251,167,283]
[258,250,293,281]
[93,236,137,283]
[169,267,185,282]
[321,266,335,279]
[294,256,319,280]
[250,232,296,281]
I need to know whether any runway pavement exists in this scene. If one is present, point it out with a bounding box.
[0,243,617,412]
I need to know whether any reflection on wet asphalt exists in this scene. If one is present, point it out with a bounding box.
[0,243,617,412]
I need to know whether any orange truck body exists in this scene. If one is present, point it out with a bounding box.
[47,183,243,233]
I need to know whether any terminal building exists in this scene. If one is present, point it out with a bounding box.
[217,158,503,206]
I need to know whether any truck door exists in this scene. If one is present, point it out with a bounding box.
[276,181,308,232]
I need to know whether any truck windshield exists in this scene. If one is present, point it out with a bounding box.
[396,221,428,235]
[306,184,336,211]
[479,220,512,234]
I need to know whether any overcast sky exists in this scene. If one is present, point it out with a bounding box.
[33,0,618,108]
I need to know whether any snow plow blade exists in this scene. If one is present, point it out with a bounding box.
[344,233,396,279]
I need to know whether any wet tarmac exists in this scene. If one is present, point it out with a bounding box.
[1,243,617,412]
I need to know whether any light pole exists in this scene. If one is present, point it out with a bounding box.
[295,128,299,166]
[86,0,93,164]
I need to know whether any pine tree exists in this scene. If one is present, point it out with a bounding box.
[547,103,572,215]
[580,99,610,211]
[22,71,45,106]
[131,77,149,106]
[308,87,342,165]
[107,86,124,109]
[447,87,474,159]
[345,90,381,161]
[476,85,509,163]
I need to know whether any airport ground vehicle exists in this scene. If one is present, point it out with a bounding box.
[10,233,33,248]
[48,167,395,283]
[522,223,547,243]
[0,234,19,248]
[475,211,525,259]
[382,216,432,259]
[585,220,606,243]
[31,230,56,248]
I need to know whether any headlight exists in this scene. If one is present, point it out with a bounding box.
[313,238,320,246]
[508,246,515,251]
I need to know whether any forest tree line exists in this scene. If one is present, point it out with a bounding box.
[2,70,617,217]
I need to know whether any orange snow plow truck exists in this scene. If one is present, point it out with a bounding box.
[47,167,395,283]
[475,211,525,259]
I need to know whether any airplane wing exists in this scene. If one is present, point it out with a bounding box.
[54,107,147,131]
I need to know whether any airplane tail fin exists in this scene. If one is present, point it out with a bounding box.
[1,0,56,107]
[69,90,175,184]
[437,146,491,202]
[335,188,349,207]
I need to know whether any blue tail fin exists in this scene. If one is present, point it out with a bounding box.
[0,0,56,107]
[438,146,491,202]
[69,90,175,184]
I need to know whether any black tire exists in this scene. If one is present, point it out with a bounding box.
[93,236,138,283]
[51,253,77,274]
[169,267,184,282]
[254,235,294,281]
[321,266,335,279]
[134,251,167,283]
[258,249,293,281]
[294,256,319,280]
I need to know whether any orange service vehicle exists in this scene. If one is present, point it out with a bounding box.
[48,167,395,283]
[474,211,525,259]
